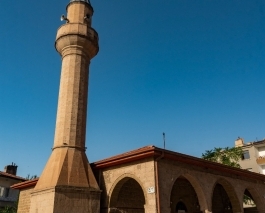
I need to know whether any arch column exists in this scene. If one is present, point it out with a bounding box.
[144,204,157,213]
[241,187,265,213]
[182,173,209,212]
[211,178,243,213]
[204,191,214,213]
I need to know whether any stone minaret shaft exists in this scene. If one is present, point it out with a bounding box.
[54,8,93,154]
[30,1,100,212]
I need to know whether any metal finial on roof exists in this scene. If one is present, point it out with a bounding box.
[70,0,91,3]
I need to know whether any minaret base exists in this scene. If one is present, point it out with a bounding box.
[33,148,100,189]
[30,186,101,213]
[29,148,101,213]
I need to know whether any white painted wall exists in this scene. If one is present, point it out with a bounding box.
[258,146,265,157]
[262,165,265,175]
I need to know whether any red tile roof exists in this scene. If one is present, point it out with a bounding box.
[11,178,38,189]
[253,139,265,146]
[11,145,265,190]
[91,145,265,182]
[91,145,157,167]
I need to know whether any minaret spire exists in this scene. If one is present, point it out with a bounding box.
[29,1,100,212]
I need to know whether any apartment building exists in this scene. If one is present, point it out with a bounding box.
[0,163,25,209]
[235,138,265,174]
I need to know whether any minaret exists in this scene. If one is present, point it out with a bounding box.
[30,0,100,212]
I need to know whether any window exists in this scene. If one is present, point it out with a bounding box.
[0,186,6,197]
[5,188,9,197]
[242,150,250,160]
[0,187,4,197]
[0,187,10,198]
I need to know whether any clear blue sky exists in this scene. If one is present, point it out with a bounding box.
[1,0,265,178]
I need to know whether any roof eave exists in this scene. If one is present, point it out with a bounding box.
[11,178,39,189]
[0,173,26,181]
[91,146,265,182]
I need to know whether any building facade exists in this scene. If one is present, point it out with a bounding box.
[12,146,265,213]
[0,163,25,209]
[235,138,265,174]
[9,0,265,212]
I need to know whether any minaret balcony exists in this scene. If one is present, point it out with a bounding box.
[56,23,98,43]
[55,24,99,58]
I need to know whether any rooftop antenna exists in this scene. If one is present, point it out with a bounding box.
[163,132,166,149]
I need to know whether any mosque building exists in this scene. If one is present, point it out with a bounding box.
[11,0,265,213]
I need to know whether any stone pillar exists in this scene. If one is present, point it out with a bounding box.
[29,1,100,213]
[144,204,158,213]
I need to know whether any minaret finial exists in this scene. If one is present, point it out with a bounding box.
[70,0,91,3]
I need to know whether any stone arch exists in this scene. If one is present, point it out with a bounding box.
[168,173,208,211]
[241,186,265,213]
[211,178,242,213]
[108,173,146,213]
[169,173,208,212]
[183,173,208,211]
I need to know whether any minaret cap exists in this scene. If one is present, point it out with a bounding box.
[67,0,94,13]
[70,0,91,3]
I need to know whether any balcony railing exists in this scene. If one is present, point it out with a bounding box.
[256,156,265,165]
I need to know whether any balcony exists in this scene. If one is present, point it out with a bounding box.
[256,156,265,165]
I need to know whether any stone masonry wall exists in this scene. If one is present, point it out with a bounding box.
[157,158,265,213]
[17,187,35,213]
[170,178,200,213]
[111,178,145,213]
[98,157,157,213]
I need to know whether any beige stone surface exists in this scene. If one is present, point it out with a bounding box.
[30,186,100,213]
[98,158,157,213]
[90,152,265,213]
[17,187,35,213]
[157,158,265,213]
[66,2,93,25]
[34,149,98,189]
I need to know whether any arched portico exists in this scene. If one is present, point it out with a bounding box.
[108,174,146,213]
[170,174,207,213]
[241,187,265,213]
[211,178,242,213]
[91,146,265,213]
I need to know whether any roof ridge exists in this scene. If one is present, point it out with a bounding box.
[92,145,156,164]
[0,171,26,180]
